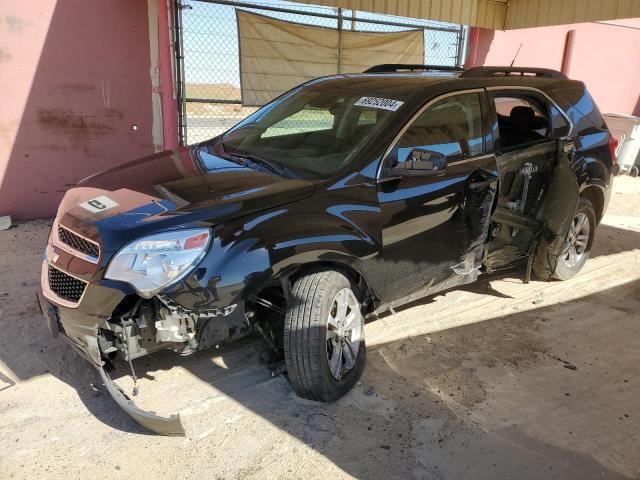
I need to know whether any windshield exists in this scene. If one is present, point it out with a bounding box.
[221,81,407,178]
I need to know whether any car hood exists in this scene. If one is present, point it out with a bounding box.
[56,145,315,252]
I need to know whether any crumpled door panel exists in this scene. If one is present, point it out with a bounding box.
[532,140,580,280]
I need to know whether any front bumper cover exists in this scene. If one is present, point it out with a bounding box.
[99,367,185,436]
[38,290,186,436]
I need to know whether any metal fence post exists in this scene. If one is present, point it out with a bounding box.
[173,0,188,146]
[455,24,466,67]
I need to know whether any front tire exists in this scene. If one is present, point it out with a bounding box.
[553,197,596,280]
[284,269,365,402]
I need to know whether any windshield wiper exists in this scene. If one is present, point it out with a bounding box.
[235,151,286,177]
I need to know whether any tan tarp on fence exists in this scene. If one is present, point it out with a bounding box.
[237,10,424,106]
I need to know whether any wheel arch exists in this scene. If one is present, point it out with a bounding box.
[262,259,379,314]
[573,149,611,225]
[579,183,605,224]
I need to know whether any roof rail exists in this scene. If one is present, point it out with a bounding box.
[363,64,464,74]
[461,66,568,80]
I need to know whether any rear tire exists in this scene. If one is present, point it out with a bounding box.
[284,269,365,402]
[553,197,596,280]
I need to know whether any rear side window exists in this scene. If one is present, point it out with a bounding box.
[493,96,549,150]
[395,92,485,164]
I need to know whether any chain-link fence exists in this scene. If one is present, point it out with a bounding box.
[175,0,466,145]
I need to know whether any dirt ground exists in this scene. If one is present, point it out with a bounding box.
[1,176,639,480]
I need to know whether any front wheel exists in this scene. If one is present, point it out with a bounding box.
[284,269,365,402]
[553,197,596,280]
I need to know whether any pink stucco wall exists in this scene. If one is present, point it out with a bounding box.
[470,19,640,117]
[0,1,159,220]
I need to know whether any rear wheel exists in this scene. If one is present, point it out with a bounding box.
[553,198,596,280]
[284,269,365,402]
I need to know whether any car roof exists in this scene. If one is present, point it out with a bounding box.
[315,70,575,87]
[304,70,583,108]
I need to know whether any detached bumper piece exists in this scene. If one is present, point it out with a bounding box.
[99,367,185,436]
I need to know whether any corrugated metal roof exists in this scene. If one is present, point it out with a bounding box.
[477,0,506,29]
[296,0,639,30]
[506,0,640,29]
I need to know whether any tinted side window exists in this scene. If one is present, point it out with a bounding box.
[394,92,484,167]
[493,96,549,150]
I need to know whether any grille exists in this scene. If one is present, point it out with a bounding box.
[58,226,100,259]
[48,265,87,304]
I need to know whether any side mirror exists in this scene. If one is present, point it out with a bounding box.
[407,149,447,172]
[379,148,448,183]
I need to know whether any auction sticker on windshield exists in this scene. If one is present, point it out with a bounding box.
[354,97,404,111]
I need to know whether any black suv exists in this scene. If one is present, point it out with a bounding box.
[38,65,616,435]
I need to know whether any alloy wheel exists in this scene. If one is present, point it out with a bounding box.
[326,288,364,380]
[562,212,590,268]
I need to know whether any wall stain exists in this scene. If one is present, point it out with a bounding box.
[50,83,95,95]
[104,108,125,121]
[36,109,119,146]
[0,47,12,63]
[3,15,26,34]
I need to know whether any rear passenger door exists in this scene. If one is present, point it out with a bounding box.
[484,89,560,270]
[377,90,498,304]
[489,91,558,215]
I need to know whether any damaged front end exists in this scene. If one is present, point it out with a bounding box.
[40,280,253,435]
[39,216,257,435]
[96,294,250,436]
[99,367,185,436]
[38,281,187,436]
[99,295,245,365]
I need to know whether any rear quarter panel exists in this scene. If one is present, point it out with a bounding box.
[547,83,614,216]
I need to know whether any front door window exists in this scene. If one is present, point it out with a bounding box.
[390,92,485,171]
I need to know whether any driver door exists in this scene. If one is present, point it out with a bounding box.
[377,90,498,304]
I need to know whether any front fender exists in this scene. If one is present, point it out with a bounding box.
[164,184,384,310]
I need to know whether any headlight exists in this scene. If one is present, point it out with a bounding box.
[105,228,211,298]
